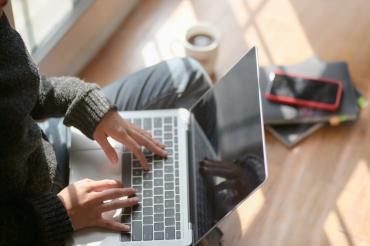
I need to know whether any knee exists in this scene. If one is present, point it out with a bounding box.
[181,57,212,89]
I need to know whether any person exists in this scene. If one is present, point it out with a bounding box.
[0,1,212,245]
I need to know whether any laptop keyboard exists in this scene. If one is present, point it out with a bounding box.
[120,116,182,242]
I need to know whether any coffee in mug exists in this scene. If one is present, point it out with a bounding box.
[184,23,220,75]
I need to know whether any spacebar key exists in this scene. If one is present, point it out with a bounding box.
[122,152,132,187]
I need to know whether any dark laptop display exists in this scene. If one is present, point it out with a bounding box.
[188,48,267,244]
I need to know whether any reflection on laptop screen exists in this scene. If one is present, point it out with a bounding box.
[189,48,267,244]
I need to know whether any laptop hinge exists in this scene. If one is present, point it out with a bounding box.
[187,115,198,245]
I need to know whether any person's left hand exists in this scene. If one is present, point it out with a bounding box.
[93,110,167,170]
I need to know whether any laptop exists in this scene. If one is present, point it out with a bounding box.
[67,47,268,246]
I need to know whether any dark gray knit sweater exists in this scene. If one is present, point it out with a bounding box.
[0,13,113,245]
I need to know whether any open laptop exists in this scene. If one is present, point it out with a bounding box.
[67,47,268,246]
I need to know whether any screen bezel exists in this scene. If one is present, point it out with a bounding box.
[265,70,343,111]
[189,48,269,244]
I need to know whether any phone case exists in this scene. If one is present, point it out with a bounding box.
[265,70,343,111]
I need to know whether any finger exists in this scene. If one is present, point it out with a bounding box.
[130,130,167,157]
[121,134,149,170]
[200,166,238,179]
[214,180,238,192]
[87,179,122,192]
[97,218,130,232]
[90,188,136,203]
[95,134,119,165]
[98,196,139,213]
[201,159,229,169]
[135,128,166,149]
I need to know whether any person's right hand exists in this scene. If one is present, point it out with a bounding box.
[57,179,138,232]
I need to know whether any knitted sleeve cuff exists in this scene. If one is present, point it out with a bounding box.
[63,89,116,139]
[29,193,73,246]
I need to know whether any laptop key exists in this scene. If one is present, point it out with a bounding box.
[154,118,162,128]
[154,232,164,240]
[143,190,153,197]
[164,174,174,181]
[164,125,172,132]
[132,221,142,241]
[133,118,142,128]
[133,177,142,185]
[164,117,172,124]
[165,227,175,240]
[165,218,175,226]
[154,187,163,195]
[154,130,162,136]
[154,222,164,231]
[165,191,174,199]
[132,212,142,220]
[133,169,142,176]
[143,216,153,225]
[143,172,152,180]
[143,225,153,241]
[176,231,181,239]
[121,232,131,242]
[154,196,163,204]
[143,198,153,206]
[154,162,163,169]
[154,179,163,186]
[143,181,153,188]
[164,141,173,147]
[143,207,153,215]
[165,200,174,207]
[121,214,131,223]
[154,213,164,222]
[122,153,132,187]
[154,170,163,177]
[165,209,175,217]
[164,166,173,173]
[143,118,152,130]
[154,204,164,213]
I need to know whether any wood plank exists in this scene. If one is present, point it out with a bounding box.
[81,0,370,245]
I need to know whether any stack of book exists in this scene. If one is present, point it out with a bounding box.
[260,57,367,147]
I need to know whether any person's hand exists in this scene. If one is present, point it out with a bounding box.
[57,179,138,232]
[93,110,167,170]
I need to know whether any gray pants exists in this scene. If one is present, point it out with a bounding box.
[41,58,212,192]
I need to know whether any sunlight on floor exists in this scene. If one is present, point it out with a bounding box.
[141,0,198,67]
[324,159,370,245]
[225,0,315,66]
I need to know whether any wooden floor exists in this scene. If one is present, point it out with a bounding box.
[81,0,370,245]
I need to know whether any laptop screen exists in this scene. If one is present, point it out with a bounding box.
[189,48,267,244]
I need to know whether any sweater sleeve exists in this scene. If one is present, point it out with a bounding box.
[0,194,73,246]
[31,76,115,138]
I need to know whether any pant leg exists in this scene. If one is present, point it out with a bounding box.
[102,57,212,110]
[44,57,211,191]
[38,118,69,193]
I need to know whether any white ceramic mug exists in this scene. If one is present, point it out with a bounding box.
[184,23,220,75]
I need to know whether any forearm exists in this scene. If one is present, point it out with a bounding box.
[31,76,114,138]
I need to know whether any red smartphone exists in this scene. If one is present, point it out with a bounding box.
[265,71,343,111]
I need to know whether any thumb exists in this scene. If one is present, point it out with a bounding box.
[95,134,118,165]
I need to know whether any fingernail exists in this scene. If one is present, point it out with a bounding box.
[111,155,118,165]
[131,197,139,202]
[123,224,130,231]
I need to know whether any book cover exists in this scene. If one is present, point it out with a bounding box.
[260,58,360,124]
